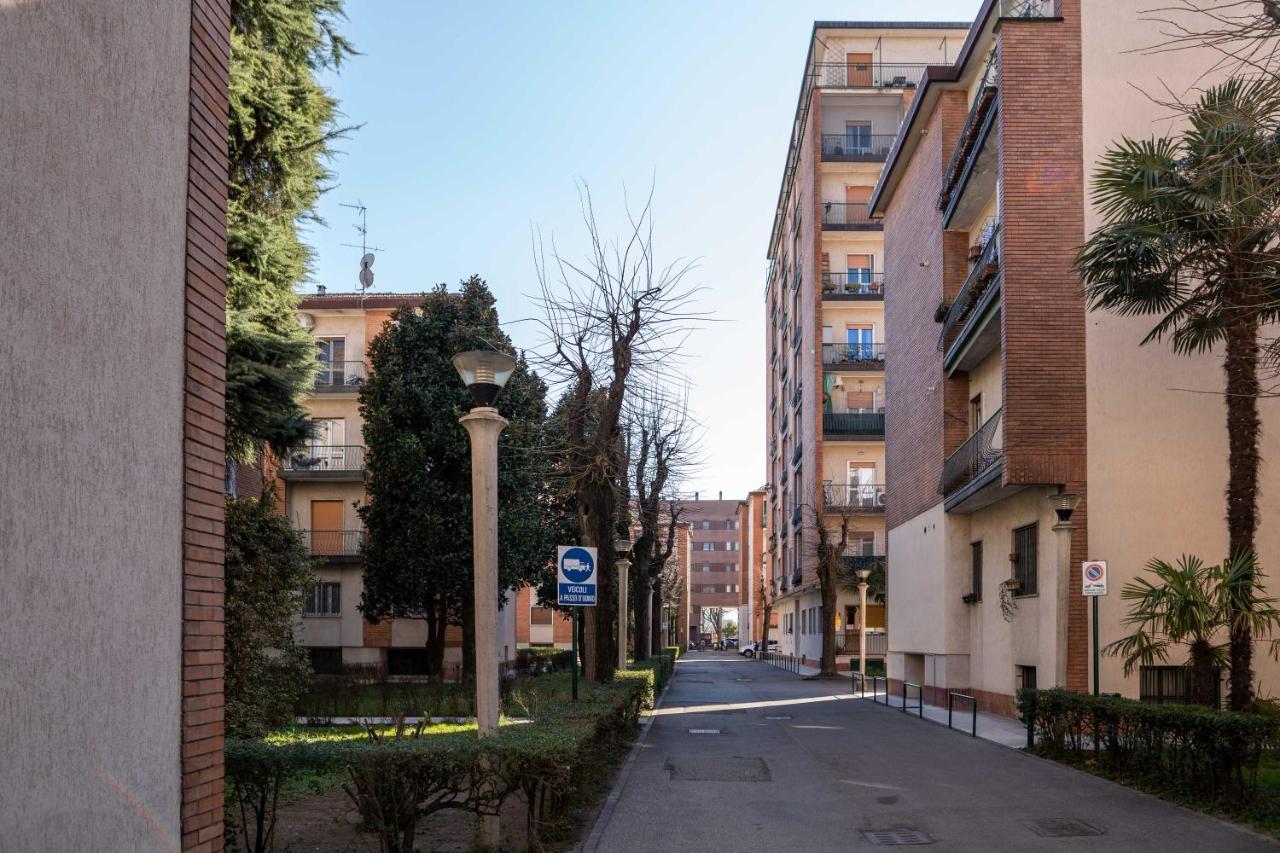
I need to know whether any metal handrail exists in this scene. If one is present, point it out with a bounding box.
[821,202,875,228]
[822,342,886,366]
[939,224,1001,349]
[948,692,978,737]
[999,0,1060,17]
[314,360,368,391]
[822,412,885,437]
[902,681,924,718]
[811,62,930,90]
[939,407,1004,495]
[823,483,886,510]
[302,529,364,557]
[820,133,897,160]
[280,444,366,472]
[822,272,884,296]
[939,51,999,211]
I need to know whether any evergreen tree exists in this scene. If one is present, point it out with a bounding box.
[357,278,555,677]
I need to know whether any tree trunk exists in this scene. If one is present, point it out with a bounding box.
[579,494,617,682]
[1223,304,1261,711]
[650,577,664,655]
[819,558,838,677]
[1189,639,1218,708]
[424,596,447,681]
[760,602,772,653]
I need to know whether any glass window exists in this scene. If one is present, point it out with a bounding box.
[1013,523,1038,596]
[304,582,341,616]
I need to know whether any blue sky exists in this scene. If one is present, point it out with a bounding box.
[307,0,981,498]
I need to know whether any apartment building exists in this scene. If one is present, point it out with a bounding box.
[736,489,768,648]
[678,498,746,645]
[282,291,518,675]
[869,0,1280,714]
[764,21,969,667]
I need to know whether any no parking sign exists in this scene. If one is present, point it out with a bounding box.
[1081,560,1107,597]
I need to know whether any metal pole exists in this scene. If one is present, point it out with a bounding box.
[1092,596,1100,696]
[571,608,579,701]
[858,580,869,679]
[1052,519,1073,688]
[617,557,630,671]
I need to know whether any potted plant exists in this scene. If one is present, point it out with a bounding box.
[968,244,984,260]
[933,299,950,323]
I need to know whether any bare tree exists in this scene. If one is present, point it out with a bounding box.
[658,554,684,648]
[803,497,883,677]
[533,184,701,681]
[757,571,774,655]
[1143,1,1280,77]
[701,607,725,643]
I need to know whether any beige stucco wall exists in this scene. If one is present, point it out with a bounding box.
[0,1,190,848]
[968,349,1003,415]
[1081,0,1280,698]
[887,503,968,659]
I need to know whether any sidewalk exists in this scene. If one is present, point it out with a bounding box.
[761,656,1027,748]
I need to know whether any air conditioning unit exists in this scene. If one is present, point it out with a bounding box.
[876,491,887,507]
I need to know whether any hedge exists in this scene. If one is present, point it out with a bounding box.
[226,674,652,852]
[1018,688,1279,802]
[665,645,682,661]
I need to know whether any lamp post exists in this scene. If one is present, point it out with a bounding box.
[452,349,517,852]
[856,568,871,677]
[616,539,632,671]
[1048,492,1081,689]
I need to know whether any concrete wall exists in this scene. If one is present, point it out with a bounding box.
[0,1,191,847]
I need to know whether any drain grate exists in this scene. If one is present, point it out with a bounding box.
[1024,818,1104,838]
[862,829,932,846]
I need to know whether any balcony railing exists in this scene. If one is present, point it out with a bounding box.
[812,62,929,90]
[823,342,886,368]
[836,630,888,657]
[302,529,364,559]
[280,444,366,474]
[823,483,886,511]
[843,554,887,576]
[939,224,1001,351]
[940,408,1004,495]
[823,412,885,438]
[822,273,884,298]
[1000,0,1060,17]
[821,134,897,161]
[821,202,878,230]
[314,360,368,392]
[792,382,803,409]
[939,51,999,213]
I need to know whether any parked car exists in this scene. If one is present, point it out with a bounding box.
[724,638,738,650]
[741,639,778,659]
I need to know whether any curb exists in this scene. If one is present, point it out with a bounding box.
[580,665,677,852]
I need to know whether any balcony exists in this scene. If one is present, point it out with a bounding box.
[821,134,896,162]
[823,412,885,440]
[940,408,1004,500]
[314,360,368,393]
[822,343,886,370]
[302,529,364,562]
[812,62,929,90]
[939,224,1002,372]
[835,630,888,658]
[842,554,887,576]
[938,52,999,217]
[821,202,880,231]
[279,444,366,480]
[823,483,886,512]
[822,273,884,300]
[1000,0,1060,17]
[792,382,803,410]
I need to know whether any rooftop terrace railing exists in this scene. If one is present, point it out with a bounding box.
[812,62,929,90]
[821,202,877,229]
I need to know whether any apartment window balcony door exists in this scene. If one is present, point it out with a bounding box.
[845,121,872,154]
[317,337,346,385]
[846,254,875,294]
[312,417,346,467]
[847,462,877,507]
[846,325,874,362]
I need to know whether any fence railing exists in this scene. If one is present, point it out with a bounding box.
[939,224,1001,349]
[836,631,888,656]
[823,412,885,437]
[762,651,805,674]
[853,672,888,702]
[823,483,886,510]
[948,692,978,737]
[820,133,897,160]
[280,444,366,473]
[902,681,924,718]
[812,62,930,90]
[821,201,876,229]
[939,407,1004,495]
[822,272,884,297]
[822,342,886,367]
[314,360,368,392]
[302,529,364,558]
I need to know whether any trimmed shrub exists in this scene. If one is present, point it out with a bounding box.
[665,645,682,661]
[1018,688,1279,802]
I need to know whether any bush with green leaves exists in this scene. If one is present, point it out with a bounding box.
[1018,688,1279,802]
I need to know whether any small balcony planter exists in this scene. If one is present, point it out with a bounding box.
[979,261,999,282]
[933,300,950,323]
[968,244,984,260]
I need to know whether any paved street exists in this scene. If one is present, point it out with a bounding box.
[588,652,1275,852]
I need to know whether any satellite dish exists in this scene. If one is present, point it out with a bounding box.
[359,267,374,289]
[360,253,375,269]
[297,312,315,330]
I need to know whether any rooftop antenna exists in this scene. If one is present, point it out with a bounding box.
[339,201,384,298]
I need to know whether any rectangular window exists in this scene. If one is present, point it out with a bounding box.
[971,541,983,601]
[308,647,344,675]
[530,606,553,625]
[1017,665,1037,691]
[701,542,715,551]
[845,121,872,153]
[316,338,347,385]
[1012,523,1038,596]
[304,582,341,616]
[387,648,430,676]
[970,393,984,434]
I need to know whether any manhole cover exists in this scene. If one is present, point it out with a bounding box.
[1024,818,1104,838]
[688,728,721,734]
[862,829,932,846]
[664,756,770,782]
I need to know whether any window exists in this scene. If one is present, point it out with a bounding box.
[530,606,553,625]
[387,648,430,676]
[970,541,983,602]
[1017,665,1037,691]
[316,338,346,385]
[701,564,711,572]
[846,324,874,360]
[1012,523,1038,596]
[701,520,711,530]
[304,582,341,616]
[701,542,715,551]
[845,121,872,153]
[848,533,876,557]
[308,647,343,675]
[970,393,984,434]
[1140,666,1217,705]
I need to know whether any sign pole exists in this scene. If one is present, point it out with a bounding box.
[1092,596,1099,696]
[1081,560,1108,697]
[571,609,579,702]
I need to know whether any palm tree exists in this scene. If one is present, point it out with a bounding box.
[1076,77,1280,709]
[1106,554,1280,707]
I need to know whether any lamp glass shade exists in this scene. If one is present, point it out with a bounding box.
[614,539,634,555]
[452,350,517,407]
[856,569,871,582]
[1048,492,1082,522]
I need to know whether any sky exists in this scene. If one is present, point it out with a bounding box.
[306,0,982,499]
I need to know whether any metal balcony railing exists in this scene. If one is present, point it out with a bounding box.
[812,62,929,90]
[823,342,886,367]
[822,273,884,297]
[842,554,887,575]
[939,224,1001,350]
[792,443,803,467]
[836,631,888,657]
[821,134,897,161]
[940,408,1004,495]
[1000,0,1060,17]
[280,444,366,473]
[823,483,886,511]
[939,52,999,212]
[821,202,877,229]
[823,412,885,438]
[302,529,364,558]
[792,383,803,409]
[314,360,368,392]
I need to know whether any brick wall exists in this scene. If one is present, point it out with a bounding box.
[182,1,231,849]
[998,4,1089,691]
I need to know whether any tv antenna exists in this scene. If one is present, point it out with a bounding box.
[339,201,384,292]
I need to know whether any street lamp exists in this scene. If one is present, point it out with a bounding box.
[615,539,633,670]
[856,567,871,678]
[452,348,516,851]
[1048,491,1081,689]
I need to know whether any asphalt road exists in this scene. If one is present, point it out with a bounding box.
[588,651,1275,852]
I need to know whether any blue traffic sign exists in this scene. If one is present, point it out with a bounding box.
[557,545,597,606]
